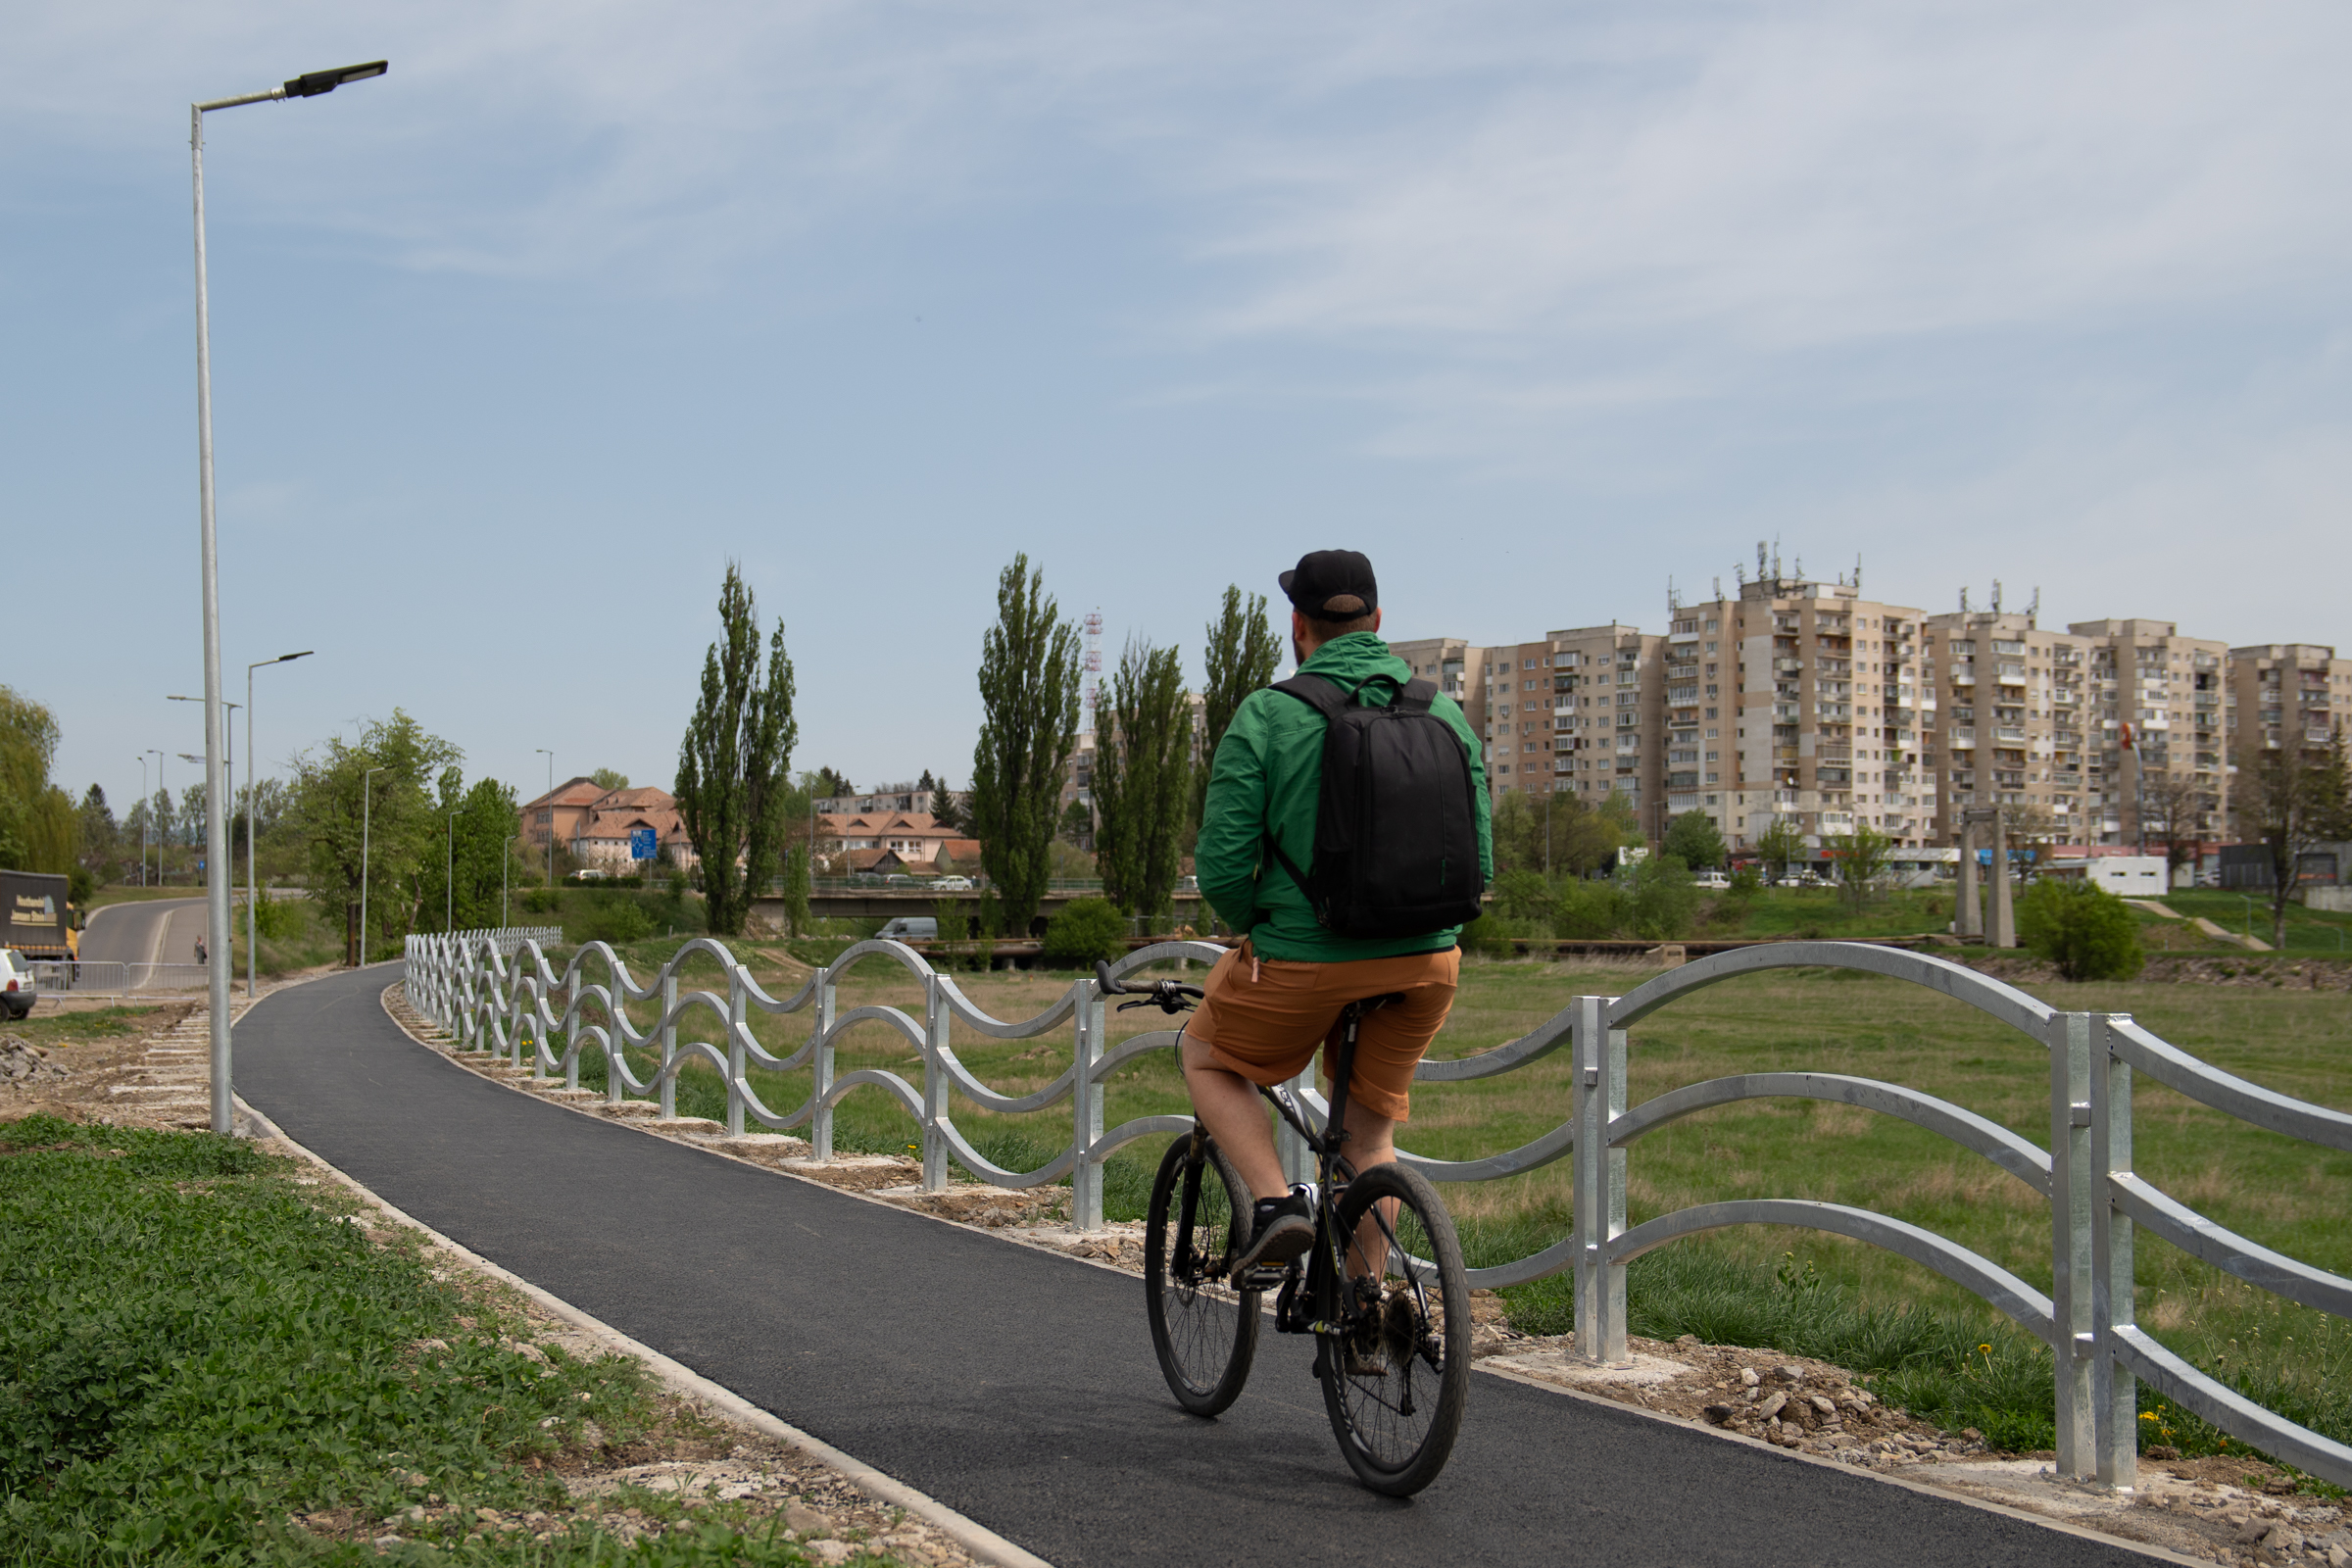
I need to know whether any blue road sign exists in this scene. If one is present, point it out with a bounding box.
[630,827,658,861]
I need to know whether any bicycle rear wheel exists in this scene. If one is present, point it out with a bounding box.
[1145,1131,1262,1416]
[1321,1160,1470,1495]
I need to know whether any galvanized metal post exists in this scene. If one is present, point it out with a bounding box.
[811,967,836,1161]
[1572,996,1627,1364]
[1278,1064,1315,1191]
[2090,1014,2138,1491]
[2049,1010,2094,1477]
[659,970,678,1119]
[1956,821,1983,941]
[726,965,748,1138]
[922,973,950,1192]
[1072,980,1105,1228]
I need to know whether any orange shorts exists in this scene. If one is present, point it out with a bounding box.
[1183,941,1460,1122]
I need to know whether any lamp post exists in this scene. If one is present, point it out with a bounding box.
[536,749,555,886]
[150,750,169,881]
[191,59,386,1136]
[171,702,235,957]
[360,765,387,968]
[503,835,518,928]
[243,653,313,997]
[135,754,152,887]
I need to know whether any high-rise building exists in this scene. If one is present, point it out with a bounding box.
[2226,643,2352,761]
[1920,610,2082,841]
[2066,619,2229,847]
[1673,566,1930,853]
[1455,628,1662,817]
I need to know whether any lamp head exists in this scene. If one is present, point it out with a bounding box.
[284,61,387,99]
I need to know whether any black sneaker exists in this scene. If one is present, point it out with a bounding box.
[1233,1189,1314,1273]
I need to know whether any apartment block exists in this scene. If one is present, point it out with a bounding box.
[1920,612,2084,839]
[2067,619,2229,846]
[1389,637,1478,708]
[1455,628,1665,820]
[1672,571,1932,853]
[2226,644,2352,769]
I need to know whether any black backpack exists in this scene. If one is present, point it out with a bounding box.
[1262,671,1485,940]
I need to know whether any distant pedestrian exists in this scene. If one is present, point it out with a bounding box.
[194,936,207,965]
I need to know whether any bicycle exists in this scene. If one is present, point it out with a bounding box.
[1096,960,1471,1496]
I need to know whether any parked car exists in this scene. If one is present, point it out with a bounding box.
[876,917,938,943]
[1692,871,1731,891]
[1,949,36,1020]
[883,873,919,887]
[932,876,974,891]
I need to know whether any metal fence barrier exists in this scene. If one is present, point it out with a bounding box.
[26,960,215,995]
[405,929,2351,1491]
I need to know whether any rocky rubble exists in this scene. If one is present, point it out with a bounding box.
[0,1037,70,1086]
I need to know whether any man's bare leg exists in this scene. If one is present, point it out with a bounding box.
[1181,1035,1286,1200]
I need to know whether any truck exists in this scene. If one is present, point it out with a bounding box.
[1,870,79,962]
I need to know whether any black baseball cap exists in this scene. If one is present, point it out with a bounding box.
[1279,549,1379,619]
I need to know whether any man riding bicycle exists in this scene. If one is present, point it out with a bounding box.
[1182,548,1492,1271]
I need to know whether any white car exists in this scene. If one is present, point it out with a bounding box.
[1,949,36,1020]
[1692,871,1731,891]
[932,876,974,891]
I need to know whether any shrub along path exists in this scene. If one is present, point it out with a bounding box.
[228,965,2154,1568]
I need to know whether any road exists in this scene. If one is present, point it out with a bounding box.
[80,896,209,981]
[231,966,2161,1568]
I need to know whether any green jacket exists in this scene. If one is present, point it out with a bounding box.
[1196,632,1492,961]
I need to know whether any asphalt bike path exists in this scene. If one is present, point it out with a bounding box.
[231,967,2158,1568]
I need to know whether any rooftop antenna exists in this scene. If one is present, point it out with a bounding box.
[1756,540,1769,579]
[1667,574,1681,612]
[1734,562,1747,587]
[2026,586,2040,627]
[1854,553,1863,592]
[1959,586,1970,612]
[1771,537,1782,580]
[1793,554,1804,579]
[1712,575,1722,600]
[1990,579,2003,614]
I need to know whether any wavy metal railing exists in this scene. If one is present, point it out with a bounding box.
[405,929,2349,1491]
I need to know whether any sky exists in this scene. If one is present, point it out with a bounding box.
[9,1,2352,815]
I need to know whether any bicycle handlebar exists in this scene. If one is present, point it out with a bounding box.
[1094,959,1203,1013]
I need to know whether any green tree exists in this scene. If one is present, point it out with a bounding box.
[1056,797,1094,847]
[1094,638,1193,923]
[76,784,120,883]
[1627,854,1698,940]
[1491,868,1556,923]
[675,564,801,939]
[967,555,1082,939]
[1755,816,1807,883]
[2017,880,2145,981]
[810,766,854,799]
[2234,734,2352,949]
[1194,586,1281,827]
[1662,810,1728,872]
[416,774,524,933]
[0,687,77,875]
[590,768,629,792]
[287,710,462,959]
[1826,821,1895,910]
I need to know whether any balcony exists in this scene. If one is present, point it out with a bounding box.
[1996,726,2028,744]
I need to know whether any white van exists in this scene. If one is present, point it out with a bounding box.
[876,917,938,943]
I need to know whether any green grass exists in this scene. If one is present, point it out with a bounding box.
[1715,886,1955,940]
[2,1006,165,1048]
[2156,891,2352,954]
[0,1115,869,1565]
[485,937,2352,1469]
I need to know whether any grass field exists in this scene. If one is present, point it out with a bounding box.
[0,1115,849,1565]
[520,933,2350,1466]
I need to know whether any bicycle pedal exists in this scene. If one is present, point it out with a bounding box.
[1239,1265,1288,1290]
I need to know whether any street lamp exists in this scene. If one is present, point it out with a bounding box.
[148,749,169,881]
[191,59,386,1135]
[360,765,387,968]
[169,701,236,872]
[244,653,313,997]
[135,754,154,887]
[536,749,555,886]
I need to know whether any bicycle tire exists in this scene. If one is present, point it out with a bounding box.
[1144,1131,1263,1416]
[1320,1160,1471,1495]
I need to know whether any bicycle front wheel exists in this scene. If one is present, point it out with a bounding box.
[1144,1130,1263,1416]
[1322,1160,1470,1495]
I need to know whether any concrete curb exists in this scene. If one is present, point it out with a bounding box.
[231,1090,1054,1568]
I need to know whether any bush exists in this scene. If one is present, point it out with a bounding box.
[1662,810,1727,871]
[1041,896,1127,967]
[1627,854,1699,940]
[1552,877,1627,939]
[1492,868,1556,923]
[567,892,655,948]
[2017,880,2145,981]
[1460,912,1547,956]
[249,892,296,940]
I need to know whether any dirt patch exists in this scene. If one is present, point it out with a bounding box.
[1966,954,2352,991]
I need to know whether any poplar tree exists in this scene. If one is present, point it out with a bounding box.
[676,564,800,938]
[966,555,1081,938]
[1094,639,1192,921]
[1194,586,1281,826]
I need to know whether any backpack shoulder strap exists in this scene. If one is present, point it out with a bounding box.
[1395,677,1438,713]
[1268,672,1349,719]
